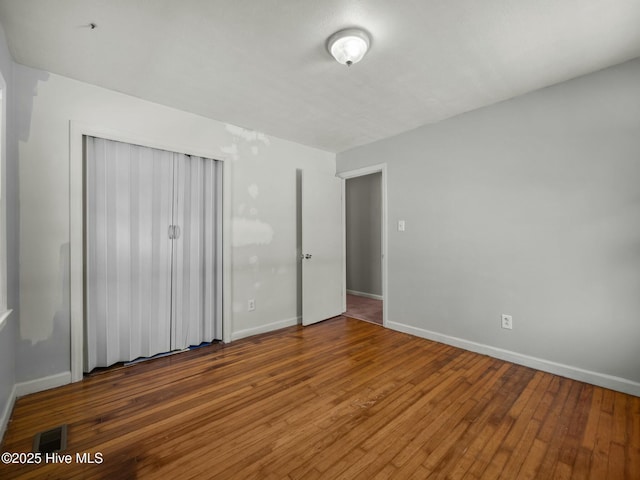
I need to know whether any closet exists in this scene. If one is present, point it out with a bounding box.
[84,137,222,372]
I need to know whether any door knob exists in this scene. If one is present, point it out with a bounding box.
[302,254,312,259]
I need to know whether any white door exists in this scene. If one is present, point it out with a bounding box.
[301,170,344,326]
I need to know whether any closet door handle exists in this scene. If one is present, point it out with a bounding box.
[167,225,181,239]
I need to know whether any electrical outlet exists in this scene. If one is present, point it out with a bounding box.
[501,314,513,330]
[248,299,256,312]
[398,220,406,232]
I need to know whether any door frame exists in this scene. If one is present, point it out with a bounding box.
[338,164,388,326]
[69,121,232,382]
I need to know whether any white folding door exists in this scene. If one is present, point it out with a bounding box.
[85,137,222,372]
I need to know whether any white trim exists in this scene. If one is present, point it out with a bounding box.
[388,320,640,397]
[69,121,233,382]
[0,384,16,443]
[15,372,72,398]
[341,179,346,314]
[338,164,388,327]
[346,289,383,301]
[231,317,300,341]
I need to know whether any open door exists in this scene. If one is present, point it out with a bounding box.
[301,170,344,326]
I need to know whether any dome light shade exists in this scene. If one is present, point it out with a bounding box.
[327,28,371,66]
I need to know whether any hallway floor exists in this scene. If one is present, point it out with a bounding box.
[345,294,383,325]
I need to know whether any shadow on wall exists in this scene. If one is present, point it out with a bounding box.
[16,242,70,382]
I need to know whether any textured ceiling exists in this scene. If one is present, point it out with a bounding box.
[0,0,639,152]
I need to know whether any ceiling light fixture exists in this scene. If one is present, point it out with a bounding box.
[327,28,371,66]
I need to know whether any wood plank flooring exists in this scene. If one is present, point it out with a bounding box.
[1,316,638,479]
[346,294,383,325]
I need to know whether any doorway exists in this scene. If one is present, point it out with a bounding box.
[339,165,387,326]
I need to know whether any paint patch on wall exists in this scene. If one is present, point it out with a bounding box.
[249,256,258,264]
[248,184,259,199]
[221,143,239,161]
[251,146,259,155]
[225,124,271,146]
[232,218,274,247]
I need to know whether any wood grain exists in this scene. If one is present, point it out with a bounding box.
[1,316,638,479]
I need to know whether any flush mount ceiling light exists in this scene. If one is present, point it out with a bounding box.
[327,28,371,66]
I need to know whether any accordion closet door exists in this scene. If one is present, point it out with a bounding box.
[85,137,221,372]
[171,152,222,351]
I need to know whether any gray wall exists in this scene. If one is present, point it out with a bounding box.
[346,173,382,296]
[0,21,17,436]
[337,58,640,387]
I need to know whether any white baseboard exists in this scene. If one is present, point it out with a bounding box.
[15,371,72,398]
[231,317,300,341]
[388,321,640,397]
[0,384,17,444]
[346,289,383,301]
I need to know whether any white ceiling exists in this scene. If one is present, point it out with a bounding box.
[0,0,639,152]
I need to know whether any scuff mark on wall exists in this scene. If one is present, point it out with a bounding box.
[232,217,274,247]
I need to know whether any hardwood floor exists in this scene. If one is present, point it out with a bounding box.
[1,316,638,479]
[345,294,383,325]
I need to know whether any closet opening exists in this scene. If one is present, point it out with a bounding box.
[83,136,223,373]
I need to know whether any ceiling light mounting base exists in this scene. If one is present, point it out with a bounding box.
[327,28,371,66]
